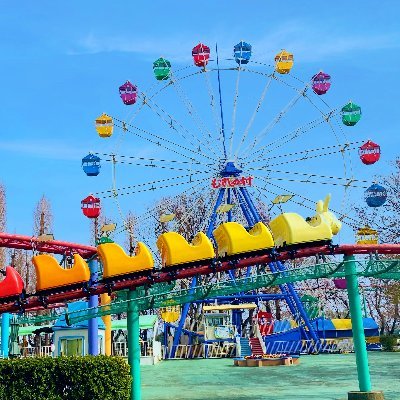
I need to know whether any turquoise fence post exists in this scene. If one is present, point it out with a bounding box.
[344,255,371,392]
[88,259,99,355]
[1,313,10,357]
[127,290,141,400]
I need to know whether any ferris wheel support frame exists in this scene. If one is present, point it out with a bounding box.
[168,162,321,358]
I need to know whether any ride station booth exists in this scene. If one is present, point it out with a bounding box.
[52,301,106,356]
[202,303,257,358]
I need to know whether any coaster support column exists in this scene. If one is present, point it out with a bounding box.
[1,313,10,357]
[345,255,384,400]
[127,290,141,400]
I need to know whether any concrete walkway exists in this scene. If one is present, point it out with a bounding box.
[141,353,400,400]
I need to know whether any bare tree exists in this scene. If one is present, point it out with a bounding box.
[33,195,53,237]
[355,159,400,244]
[124,212,137,255]
[354,158,400,334]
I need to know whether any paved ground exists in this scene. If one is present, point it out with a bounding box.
[141,352,400,400]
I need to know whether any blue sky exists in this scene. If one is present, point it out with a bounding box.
[1,1,399,247]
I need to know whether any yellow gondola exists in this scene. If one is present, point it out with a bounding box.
[95,113,113,138]
[161,305,180,323]
[356,226,379,245]
[274,50,294,74]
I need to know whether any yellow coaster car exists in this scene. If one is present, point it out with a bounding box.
[213,222,274,257]
[156,232,215,267]
[97,242,154,279]
[269,194,341,247]
[33,254,90,292]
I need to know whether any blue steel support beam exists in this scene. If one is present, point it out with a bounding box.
[239,187,261,223]
[234,188,255,227]
[169,276,197,358]
[275,261,321,351]
[227,189,232,222]
[206,188,225,238]
[268,262,312,342]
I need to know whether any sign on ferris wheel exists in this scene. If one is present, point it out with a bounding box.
[211,176,253,189]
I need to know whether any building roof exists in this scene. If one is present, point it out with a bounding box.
[111,315,157,330]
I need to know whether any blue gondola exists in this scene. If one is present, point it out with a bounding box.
[233,41,252,65]
[365,183,387,207]
[82,153,101,176]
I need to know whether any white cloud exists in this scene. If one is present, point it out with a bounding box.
[70,21,400,65]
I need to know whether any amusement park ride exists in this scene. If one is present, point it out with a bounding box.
[0,41,397,399]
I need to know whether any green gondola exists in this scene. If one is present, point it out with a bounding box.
[153,57,171,81]
[341,102,362,126]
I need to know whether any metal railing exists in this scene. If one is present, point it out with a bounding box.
[162,342,236,359]
[263,339,354,355]
[112,341,153,357]
[20,346,53,357]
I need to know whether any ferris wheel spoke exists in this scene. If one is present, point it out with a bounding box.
[167,71,222,160]
[95,170,212,198]
[97,152,215,171]
[137,92,220,161]
[96,152,209,166]
[228,65,242,158]
[250,169,368,189]
[235,74,274,159]
[246,59,275,69]
[239,83,310,159]
[243,109,339,165]
[243,141,361,169]
[203,71,224,156]
[112,119,212,163]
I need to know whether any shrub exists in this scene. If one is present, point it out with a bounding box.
[0,356,130,400]
[379,335,398,352]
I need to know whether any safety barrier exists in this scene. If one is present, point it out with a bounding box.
[20,345,53,357]
[162,342,236,359]
[112,341,154,357]
[263,339,342,355]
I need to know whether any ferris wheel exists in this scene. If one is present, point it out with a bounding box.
[82,41,382,245]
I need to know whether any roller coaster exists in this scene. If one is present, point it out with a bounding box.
[0,198,400,313]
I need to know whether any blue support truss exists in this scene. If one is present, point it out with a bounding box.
[168,161,321,357]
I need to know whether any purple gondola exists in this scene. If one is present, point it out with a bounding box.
[312,71,331,95]
[119,81,137,105]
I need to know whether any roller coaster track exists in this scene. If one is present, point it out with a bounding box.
[0,232,400,316]
[66,258,400,324]
[0,233,96,258]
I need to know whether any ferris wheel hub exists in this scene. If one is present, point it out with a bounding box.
[220,161,242,177]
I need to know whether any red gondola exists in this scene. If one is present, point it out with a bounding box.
[192,43,210,68]
[359,140,381,165]
[0,266,25,299]
[81,195,101,219]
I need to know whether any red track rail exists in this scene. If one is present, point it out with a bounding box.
[0,233,97,258]
[0,242,400,314]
